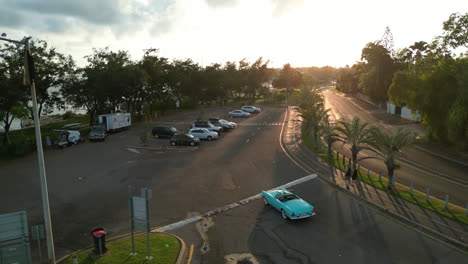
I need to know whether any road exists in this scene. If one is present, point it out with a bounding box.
[322,89,468,206]
[0,105,466,263]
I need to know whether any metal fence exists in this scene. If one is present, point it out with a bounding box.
[333,150,468,217]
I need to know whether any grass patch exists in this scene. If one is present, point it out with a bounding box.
[301,131,468,225]
[0,114,90,161]
[59,233,180,264]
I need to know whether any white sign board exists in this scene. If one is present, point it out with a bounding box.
[132,197,147,220]
[132,197,149,232]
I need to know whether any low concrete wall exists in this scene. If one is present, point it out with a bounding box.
[401,106,421,121]
[386,102,396,114]
[386,102,421,121]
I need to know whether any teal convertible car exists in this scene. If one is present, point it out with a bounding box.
[262,188,316,220]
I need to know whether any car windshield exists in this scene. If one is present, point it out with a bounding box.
[278,194,299,202]
[170,127,177,132]
[91,126,104,133]
[219,119,228,124]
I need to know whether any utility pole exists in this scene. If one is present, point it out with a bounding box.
[0,33,56,264]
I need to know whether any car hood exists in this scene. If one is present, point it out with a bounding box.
[283,199,313,214]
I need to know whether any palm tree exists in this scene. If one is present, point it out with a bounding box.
[319,114,339,161]
[293,86,324,110]
[335,117,373,170]
[369,127,416,189]
[299,106,329,146]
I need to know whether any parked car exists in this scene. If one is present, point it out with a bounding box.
[53,130,82,148]
[241,105,261,113]
[208,118,237,129]
[192,121,223,133]
[262,188,316,220]
[229,110,251,118]
[152,126,177,138]
[89,124,106,141]
[189,128,218,141]
[170,133,200,146]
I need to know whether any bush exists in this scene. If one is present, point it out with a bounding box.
[62,111,77,120]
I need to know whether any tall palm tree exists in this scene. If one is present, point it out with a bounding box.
[335,117,373,170]
[369,127,416,189]
[319,114,339,161]
[299,106,329,146]
[293,86,324,110]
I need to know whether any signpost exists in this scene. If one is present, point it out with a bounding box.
[128,187,152,259]
[31,224,45,263]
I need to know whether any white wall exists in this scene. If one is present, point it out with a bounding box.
[386,102,396,114]
[401,106,421,121]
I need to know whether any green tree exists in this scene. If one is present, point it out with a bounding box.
[246,57,271,99]
[369,127,416,189]
[0,42,28,144]
[141,49,171,115]
[441,12,468,49]
[319,114,339,161]
[10,40,75,119]
[335,117,373,170]
[294,86,327,146]
[122,62,148,118]
[336,63,365,94]
[359,42,396,103]
[273,63,303,101]
[61,68,101,126]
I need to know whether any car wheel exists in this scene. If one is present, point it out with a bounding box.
[207,136,213,141]
[263,196,269,205]
[190,141,195,146]
[170,141,176,146]
[281,209,288,220]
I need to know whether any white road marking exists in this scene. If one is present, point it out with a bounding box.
[126,148,140,154]
[151,174,318,233]
[246,138,250,143]
[154,216,203,232]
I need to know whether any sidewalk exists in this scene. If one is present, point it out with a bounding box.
[282,107,468,251]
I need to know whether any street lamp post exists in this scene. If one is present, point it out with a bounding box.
[0,34,56,264]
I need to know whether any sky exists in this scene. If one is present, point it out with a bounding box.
[0,0,467,68]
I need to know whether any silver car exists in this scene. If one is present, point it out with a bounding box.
[229,110,251,118]
[241,106,261,113]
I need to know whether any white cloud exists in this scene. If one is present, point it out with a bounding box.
[0,0,467,68]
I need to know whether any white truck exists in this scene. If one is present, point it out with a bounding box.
[98,113,131,132]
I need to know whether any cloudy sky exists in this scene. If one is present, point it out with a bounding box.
[0,0,466,68]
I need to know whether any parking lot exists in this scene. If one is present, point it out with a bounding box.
[0,105,287,259]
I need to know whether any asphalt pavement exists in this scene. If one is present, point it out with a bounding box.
[0,105,466,263]
[322,89,468,206]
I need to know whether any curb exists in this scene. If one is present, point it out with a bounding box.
[56,231,185,263]
[166,232,187,264]
[319,175,468,252]
[283,107,468,253]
